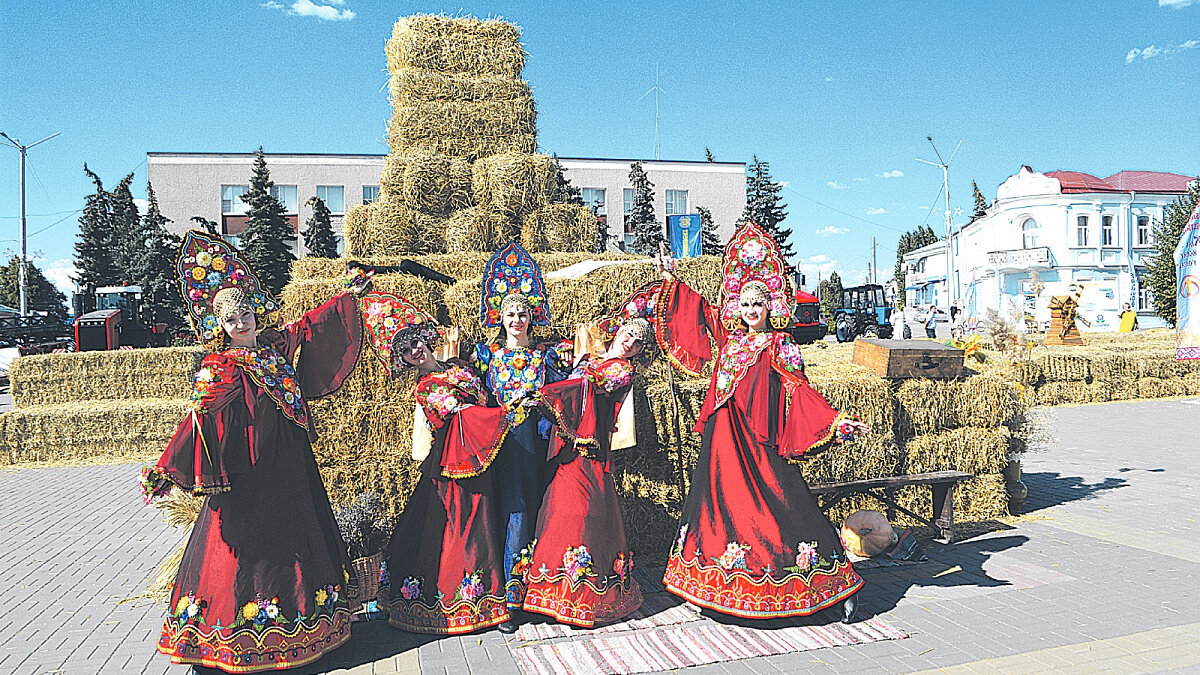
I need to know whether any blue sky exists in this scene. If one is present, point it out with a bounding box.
[1,0,1198,299]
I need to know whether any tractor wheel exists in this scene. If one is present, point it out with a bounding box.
[835,315,853,343]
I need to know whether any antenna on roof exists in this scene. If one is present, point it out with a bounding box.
[637,63,667,160]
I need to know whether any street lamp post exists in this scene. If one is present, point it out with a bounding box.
[0,131,61,316]
[917,136,963,305]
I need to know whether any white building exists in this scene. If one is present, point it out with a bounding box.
[948,166,1197,332]
[146,152,746,254]
[902,239,948,310]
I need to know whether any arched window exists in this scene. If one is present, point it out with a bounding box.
[1022,218,1040,249]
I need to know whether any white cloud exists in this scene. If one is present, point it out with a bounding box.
[815,225,849,237]
[823,76,835,82]
[795,254,838,277]
[36,258,78,299]
[826,181,849,190]
[878,170,904,179]
[1182,39,1200,49]
[918,205,930,210]
[264,0,355,20]
[1159,0,1196,7]
[865,207,887,215]
[853,177,867,182]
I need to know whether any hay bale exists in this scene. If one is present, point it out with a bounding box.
[956,374,1026,430]
[808,364,895,440]
[521,203,599,253]
[367,197,449,256]
[385,152,472,214]
[1034,380,1094,406]
[891,474,1009,524]
[389,67,531,103]
[1036,352,1090,382]
[472,152,555,217]
[10,347,203,407]
[292,251,642,284]
[279,274,448,328]
[343,202,378,258]
[443,206,516,253]
[0,398,188,466]
[387,100,537,161]
[893,379,958,437]
[309,399,420,517]
[386,15,526,78]
[904,427,1010,476]
[798,434,902,484]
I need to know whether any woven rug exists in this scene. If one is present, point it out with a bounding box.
[516,593,700,640]
[512,616,907,675]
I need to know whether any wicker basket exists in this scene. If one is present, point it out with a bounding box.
[351,551,385,605]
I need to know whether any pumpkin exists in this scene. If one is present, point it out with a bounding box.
[841,510,897,558]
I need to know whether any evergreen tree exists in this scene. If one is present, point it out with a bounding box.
[817,271,843,321]
[109,173,143,280]
[971,181,988,221]
[137,184,184,331]
[1146,181,1200,327]
[625,162,663,256]
[548,154,584,206]
[0,257,67,320]
[739,155,794,262]
[303,196,339,258]
[893,224,940,308]
[73,165,115,313]
[190,216,219,235]
[705,147,715,162]
[696,205,723,255]
[239,147,295,295]
[595,213,612,254]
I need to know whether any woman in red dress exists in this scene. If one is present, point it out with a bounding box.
[141,232,368,672]
[521,318,655,627]
[362,294,512,634]
[652,225,870,623]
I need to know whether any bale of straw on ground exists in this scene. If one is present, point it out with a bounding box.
[386,15,526,78]
[388,101,537,161]
[292,251,640,285]
[308,399,421,516]
[1037,352,1091,382]
[521,203,599,253]
[1034,380,1096,406]
[904,426,1010,476]
[389,68,531,103]
[471,152,555,217]
[343,202,378,258]
[0,398,188,466]
[351,197,448,257]
[386,152,472,214]
[807,364,895,440]
[442,206,517,253]
[279,273,449,329]
[10,347,203,407]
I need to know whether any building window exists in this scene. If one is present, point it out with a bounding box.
[1101,214,1114,247]
[1076,215,1089,247]
[362,185,380,205]
[1138,285,1154,312]
[221,185,249,215]
[1137,216,1152,246]
[1021,217,1040,249]
[317,185,345,214]
[665,189,688,216]
[270,185,298,214]
[581,188,606,216]
[623,188,635,233]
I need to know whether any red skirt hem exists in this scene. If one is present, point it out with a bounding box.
[523,573,644,628]
[662,553,863,619]
[381,594,509,635]
[157,609,351,673]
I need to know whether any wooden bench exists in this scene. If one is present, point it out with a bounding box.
[810,470,973,544]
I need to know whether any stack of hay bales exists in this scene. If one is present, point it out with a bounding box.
[0,348,201,466]
[344,14,597,258]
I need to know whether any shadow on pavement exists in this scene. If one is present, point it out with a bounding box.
[1021,471,1128,512]
[290,620,438,675]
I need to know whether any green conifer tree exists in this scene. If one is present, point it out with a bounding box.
[72,165,115,313]
[696,205,723,255]
[0,257,67,320]
[548,154,584,206]
[303,196,340,258]
[136,184,184,330]
[740,155,794,262]
[817,271,843,322]
[971,181,988,221]
[239,147,295,295]
[109,174,143,281]
[625,162,663,256]
[1145,181,1200,327]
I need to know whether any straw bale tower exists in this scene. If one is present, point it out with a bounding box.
[344,15,597,257]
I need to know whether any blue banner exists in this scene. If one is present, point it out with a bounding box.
[668,214,704,258]
[1174,199,1200,360]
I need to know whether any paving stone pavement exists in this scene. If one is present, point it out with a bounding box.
[1,397,1198,674]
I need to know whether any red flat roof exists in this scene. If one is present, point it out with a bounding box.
[1044,169,1195,194]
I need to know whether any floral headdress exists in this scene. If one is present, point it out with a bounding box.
[593,280,661,364]
[720,222,793,330]
[480,241,550,330]
[359,292,440,376]
[176,230,280,350]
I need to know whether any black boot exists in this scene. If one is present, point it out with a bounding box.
[840,595,859,624]
[497,619,518,634]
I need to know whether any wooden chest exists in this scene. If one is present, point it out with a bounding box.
[851,338,965,379]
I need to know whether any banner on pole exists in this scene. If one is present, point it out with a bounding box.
[668,214,703,258]
[1174,200,1200,360]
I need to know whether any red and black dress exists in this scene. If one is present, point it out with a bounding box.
[378,361,514,634]
[521,355,644,627]
[147,292,362,673]
[656,279,864,620]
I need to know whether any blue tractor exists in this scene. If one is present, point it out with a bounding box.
[833,284,894,342]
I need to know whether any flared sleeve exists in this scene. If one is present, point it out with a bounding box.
[414,362,511,479]
[143,354,252,498]
[537,356,635,465]
[770,336,853,460]
[273,291,364,400]
[655,277,724,376]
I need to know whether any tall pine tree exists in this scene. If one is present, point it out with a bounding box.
[705,147,715,162]
[239,148,295,295]
[893,224,940,308]
[190,216,219,235]
[740,155,793,261]
[109,173,143,281]
[971,181,988,221]
[137,184,184,331]
[817,271,843,320]
[73,165,115,313]
[696,205,723,255]
[303,196,339,258]
[548,154,584,206]
[1146,180,1200,327]
[0,257,67,320]
[625,162,663,256]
